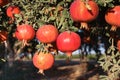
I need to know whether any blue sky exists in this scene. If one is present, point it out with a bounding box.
[58,42,106,55]
[72,43,105,54]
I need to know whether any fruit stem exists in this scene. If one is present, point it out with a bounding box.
[38,69,45,75]
[38,69,49,80]
[111,25,117,31]
[67,30,71,34]
[80,22,89,30]
[66,52,72,64]
[22,40,29,47]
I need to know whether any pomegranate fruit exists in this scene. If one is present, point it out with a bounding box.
[56,31,81,57]
[117,40,120,51]
[69,0,99,29]
[6,6,20,20]
[32,51,54,74]
[0,30,8,42]
[15,24,35,45]
[105,6,120,31]
[0,0,9,6]
[36,24,58,43]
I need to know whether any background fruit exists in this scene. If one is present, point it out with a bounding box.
[0,30,8,42]
[6,6,20,20]
[0,0,9,6]
[105,6,120,30]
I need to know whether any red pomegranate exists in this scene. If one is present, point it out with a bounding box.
[32,51,54,74]
[56,31,81,57]
[6,6,20,20]
[70,0,99,29]
[15,24,35,45]
[105,6,120,31]
[0,30,8,42]
[117,40,120,51]
[36,24,58,43]
[0,0,9,6]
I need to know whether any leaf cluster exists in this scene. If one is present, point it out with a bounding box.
[99,39,120,80]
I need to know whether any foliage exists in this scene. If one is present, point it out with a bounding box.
[8,0,77,32]
[99,38,120,80]
[95,0,114,7]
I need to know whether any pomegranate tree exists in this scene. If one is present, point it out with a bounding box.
[15,24,35,45]
[105,6,120,31]
[69,0,99,29]
[36,24,58,43]
[56,31,81,57]
[32,51,54,74]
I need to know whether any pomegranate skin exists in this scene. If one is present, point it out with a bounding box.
[15,24,35,41]
[32,52,54,71]
[0,31,8,42]
[105,6,120,27]
[0,0,9,6]
[6,6,20,19]
[70,0,99,22]
[56,31,81,52]
[36,25,58,43]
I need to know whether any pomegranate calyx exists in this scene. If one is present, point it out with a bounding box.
[22,40,30,47]
[66,52,72,64]
[66,52,72,57]
[85,3,92,11]
[80,22,89,30]
[110,25,117,31]
[38,69,45,75]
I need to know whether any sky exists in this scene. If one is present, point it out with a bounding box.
[72,43,105,54]
[58,43,106,55]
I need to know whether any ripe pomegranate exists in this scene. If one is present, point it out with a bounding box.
[6,6,20,20]
[56,31,81,57]
[70,0,99,29]
[36,24,58,43]
[117,40,120,51]
[0,30,8,42]
[15,24,35,45]
[0,0,9,6]
[105,6,120,31]
[32,51,54,74]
